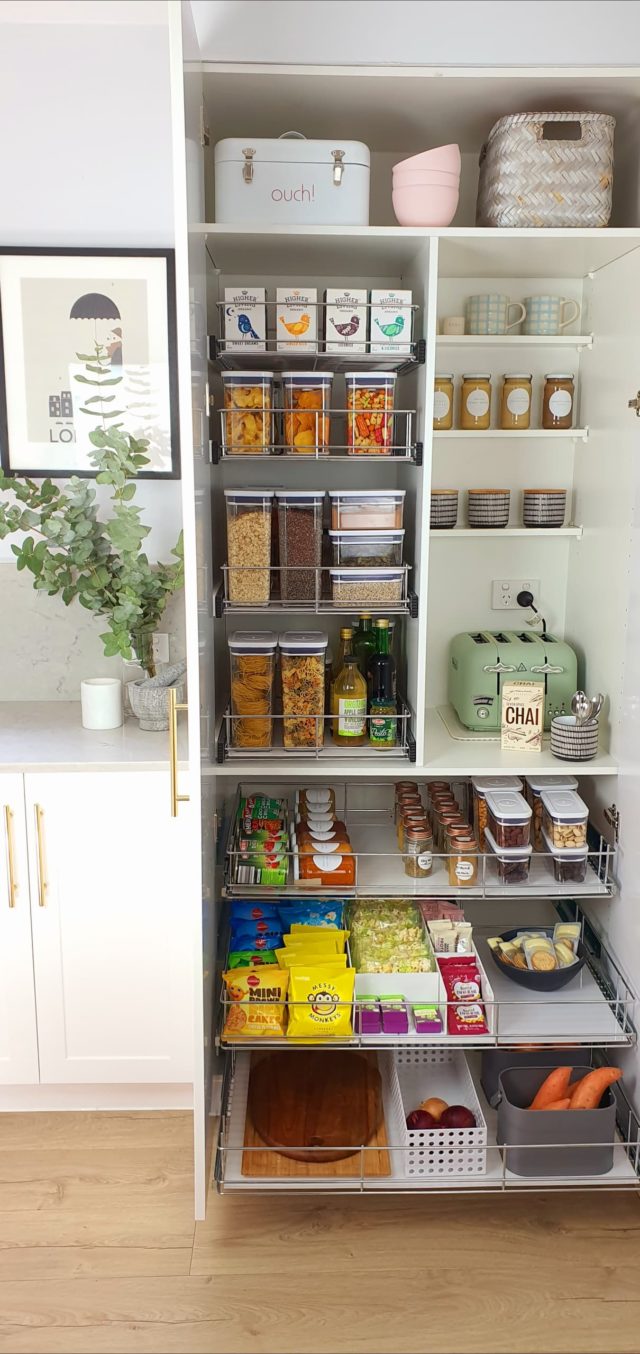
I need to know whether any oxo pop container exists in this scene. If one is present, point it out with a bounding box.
[329,489,406,531]
[222,371,274,455]
[224,489,274,606]
[228,631,277,750]
[540,787,589,849]
[278,632,328,750]
[484,827,532,885]
[345,372,396,454]
[485,789,532,849]
[329,529,404,568]
[275,490,324,603]
[525,773,578,850]
[282,372,333,453]
[542,827,589,884]
[330,567,404,608]
[472,775,523,850]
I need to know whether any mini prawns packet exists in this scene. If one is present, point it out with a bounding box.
[501,680,544,752]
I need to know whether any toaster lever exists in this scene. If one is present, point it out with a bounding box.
[483,662,517,674]
[531,662,564,674]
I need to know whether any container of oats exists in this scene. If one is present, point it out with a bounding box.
[345,371,396,454]
[222,371,274,454]
[224,489,273,605]
[278,632,328,750]
[329,566,405,608]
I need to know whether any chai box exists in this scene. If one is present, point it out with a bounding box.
[276,286,317,353]
[501,680,544,752]
[324,287,368,353]
[224,286,266,351]
[370,288,413,354]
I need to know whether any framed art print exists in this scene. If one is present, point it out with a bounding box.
[0,248,180,479]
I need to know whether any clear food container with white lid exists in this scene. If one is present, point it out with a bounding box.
[541,827,589,883]
[485,789,532,849]
[329,489,405,531]
[540,788,589,849]
[484,826,533,885]
[228,631,277,749]
[471,775,523,849]
[345,371,397,454]
[278,632,328,750]
[224,489,274,605]
[330,566,404,608]
[222,371,274,454]
[524,773,578,849]
[329,529,405,568]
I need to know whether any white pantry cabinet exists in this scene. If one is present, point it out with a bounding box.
[0,774,38,1085]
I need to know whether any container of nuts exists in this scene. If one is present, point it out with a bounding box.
[472,775,523,851]
[540,788,588,849]
[224,489,273,605]
[345,371,396,454]
[524,774,578,851]
[329,566,405,608]
[485,789,532,850]
[222,371,274,454]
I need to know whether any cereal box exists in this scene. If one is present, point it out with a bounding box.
[370,288,413,354]
[224,286,266,351]
[276,287,317,352]
[501,680,544,752]
[324,287,368,353]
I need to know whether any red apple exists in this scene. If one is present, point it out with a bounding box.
[439,1104,476,1129]
[406,1109,437,1130]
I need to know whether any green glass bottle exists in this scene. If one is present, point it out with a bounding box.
[353,612,377,679]
[368,618,397,747]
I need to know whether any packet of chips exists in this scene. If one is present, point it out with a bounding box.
[287,966,355,1041]
[230,901,280,922]
[222,967,289,1039]
[276,947,348,969]
[278,901,344,929]
[227,950,279,968]
[287,926,349,952]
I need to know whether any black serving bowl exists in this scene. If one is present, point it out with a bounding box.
[488,926,586,992]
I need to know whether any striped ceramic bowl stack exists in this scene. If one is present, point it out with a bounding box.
[523,489,567,528]
[550,715,599,761]
[468,489,510,529]
[430,490,459,528]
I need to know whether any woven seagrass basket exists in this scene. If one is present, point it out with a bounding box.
[476,111,615,228]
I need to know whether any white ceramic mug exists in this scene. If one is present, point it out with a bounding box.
[81,678,123,730]
[466,294,527,335]
[442,315,465,336]
[523,296,581,335]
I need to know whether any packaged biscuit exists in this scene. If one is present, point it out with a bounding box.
[222,967,289,1038]
[523,935,557,972]
[287,966,355,1041]
[227,950,279,968]
[553,922,581,950]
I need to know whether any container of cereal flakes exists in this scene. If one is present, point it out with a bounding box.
[222,371,274,454]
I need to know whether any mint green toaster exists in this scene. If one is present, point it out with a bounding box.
[449,631,578,731]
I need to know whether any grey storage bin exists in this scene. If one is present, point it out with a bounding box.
[497,1067,616,1177]
[481,1048,590,1107]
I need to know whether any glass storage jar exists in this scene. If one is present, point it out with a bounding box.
[403,822,434,878]
[433,374,454,430]
[394,788,422,826]
[224,489,274,605]
[282,372,333,453]
[460,374,491,430]
[447,834,479,887]
[278,631,328,750]
[345,371,396,454]
[398,808,427,852]
[500,373,532,430]
[222,371,274,454]
[275,490,324,604]
[228,631,277,750]
[542,374,575,430]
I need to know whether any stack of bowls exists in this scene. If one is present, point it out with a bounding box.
[430,490,459,529]
[468,489,510,529]
[392,144,461,227]
[551,715,599,761]
[523,489,567,528]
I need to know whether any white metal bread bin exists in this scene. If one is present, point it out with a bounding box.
[214,134,370,226]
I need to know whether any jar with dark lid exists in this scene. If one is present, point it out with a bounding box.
[398,807,427,851]
[542,374,575,430]
[403,822,434,878]
[395,790,422,828]
[500,374,532,430]
[447,833,479,887]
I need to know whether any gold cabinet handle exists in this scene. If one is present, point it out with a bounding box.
[169,688,190,819]
[4,806,18,908]
[35,804,48,907]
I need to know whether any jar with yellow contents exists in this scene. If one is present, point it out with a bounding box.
[433,374,454,430]
[460,374,492,430]
[447,832,479,888]
[500,373,532,430]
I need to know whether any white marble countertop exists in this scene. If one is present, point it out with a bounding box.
[0,703,189,772]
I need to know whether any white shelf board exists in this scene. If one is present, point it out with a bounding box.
[424,707,617,777]
[430,527,582,539]
[433,428,588,441]
[437,334,593,349]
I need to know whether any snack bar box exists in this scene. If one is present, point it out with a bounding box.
[214,137,371,226]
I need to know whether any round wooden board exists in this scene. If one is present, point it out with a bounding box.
[248,1050,384,1163]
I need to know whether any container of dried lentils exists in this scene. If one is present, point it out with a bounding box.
[224,489,273,605]
[278,631,328,749]
[275,490,324,604]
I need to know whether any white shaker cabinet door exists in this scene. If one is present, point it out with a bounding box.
[0,774,39,1085]
[25,771,194,1085]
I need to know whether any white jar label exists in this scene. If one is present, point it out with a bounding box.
[417,851,433,869]
[455,860,474,880]
[465,389,490,417]
[506,387,530,416]
[433,390,451,420]
[548,389,572,418]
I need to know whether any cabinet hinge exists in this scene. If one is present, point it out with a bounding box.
[604,803,620,843]
[199,104,210,149]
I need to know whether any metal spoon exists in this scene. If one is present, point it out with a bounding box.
[587,693,604,723]
[571,691,592,725]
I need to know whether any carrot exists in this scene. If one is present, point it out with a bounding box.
[530,1097,571,1111]
[569,1067,622,1110]
[528,1067,572,1110]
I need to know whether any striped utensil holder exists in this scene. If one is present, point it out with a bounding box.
[550,715,599,761]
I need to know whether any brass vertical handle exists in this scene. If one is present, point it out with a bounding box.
[35,804,48,907]
[4,806,18,908]
[169,688,190,818]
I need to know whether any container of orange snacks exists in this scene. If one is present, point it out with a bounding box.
[282,372,333,453]
[345,371,396,455]
[228,631,277,749]
[222,371,274,454]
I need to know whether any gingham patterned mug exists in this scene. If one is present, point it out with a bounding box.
[523,296,581,335]
[465,294,526,335]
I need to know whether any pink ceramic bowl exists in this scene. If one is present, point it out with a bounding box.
[393,144,461,175]
[392,183,459,227]
[393,169,460,188]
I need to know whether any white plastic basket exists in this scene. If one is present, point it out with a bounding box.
[391,1047,487,1177]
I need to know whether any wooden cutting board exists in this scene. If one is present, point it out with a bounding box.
[243,1050,390,1178]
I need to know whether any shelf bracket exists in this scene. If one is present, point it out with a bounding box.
[414,441,424,467]
[213,580,225,620]
[604,803,621,844]
[408,590,419,620]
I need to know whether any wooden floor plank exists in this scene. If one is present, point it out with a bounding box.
[0,1246,193,1283]
[0,1113,191,1151]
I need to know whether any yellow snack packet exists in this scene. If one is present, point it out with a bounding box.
[276,948,348,969]
[285,927,349,952]
[287,967,356,1041]
[222,967,289,1039]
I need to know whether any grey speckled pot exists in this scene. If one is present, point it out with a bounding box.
[127,679,185,732]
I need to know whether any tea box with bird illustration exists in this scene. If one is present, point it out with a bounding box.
[276,287,318,352]
[324,288,368,353]
[224,287,267,351]
[370,289,413,354]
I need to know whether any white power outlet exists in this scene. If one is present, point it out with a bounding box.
[152,632,170,665]
[491,579,540,610]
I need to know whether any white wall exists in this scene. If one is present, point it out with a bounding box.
[0,0,185,699]
[192,0,640,66]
